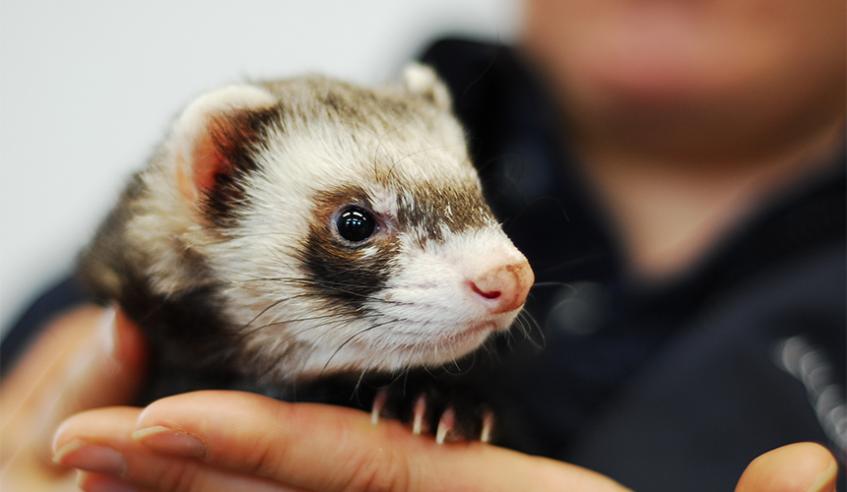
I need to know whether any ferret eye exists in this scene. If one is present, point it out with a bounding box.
[336,206,376,243]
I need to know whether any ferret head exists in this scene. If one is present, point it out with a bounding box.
[132,64,534,381]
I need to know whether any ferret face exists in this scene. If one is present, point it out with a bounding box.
[134,65,533,381]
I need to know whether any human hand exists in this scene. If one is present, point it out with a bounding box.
[0,306,146,491]
[53,390,627,491]
[52,390,839,492]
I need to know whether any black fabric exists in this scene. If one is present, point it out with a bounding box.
[3,37,845,492]
[420,38,846,490]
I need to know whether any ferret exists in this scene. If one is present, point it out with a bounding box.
[79,64,534,443]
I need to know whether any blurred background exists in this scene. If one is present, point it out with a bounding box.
[0,0,519,333]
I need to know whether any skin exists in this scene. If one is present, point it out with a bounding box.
[0,307,838,491]
[524,0,846,277]
[0,307,146,491]
[4,0,845,489]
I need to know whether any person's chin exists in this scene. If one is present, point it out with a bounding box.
[574,41,729,109]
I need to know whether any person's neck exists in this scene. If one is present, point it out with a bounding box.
[571,117,844,281]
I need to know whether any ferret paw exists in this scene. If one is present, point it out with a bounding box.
[369,385,495,444]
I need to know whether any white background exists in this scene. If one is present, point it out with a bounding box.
[0,0,520,332]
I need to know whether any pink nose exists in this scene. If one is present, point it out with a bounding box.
[469,260,534,314]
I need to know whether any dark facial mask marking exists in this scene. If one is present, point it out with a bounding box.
[396,182,494,244]
[299,185,400,314]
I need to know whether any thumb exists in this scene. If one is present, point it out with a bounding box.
[735,442,838,492]
[28,306,147,463]
[52,307,147,414]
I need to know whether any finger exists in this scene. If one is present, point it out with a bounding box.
[735,442,838,492]
[55,407,304,492]
[1,306,146,466]
[77,469,292,492]
[38,308,147,462]
[38,308,146,425]
[77,471,154,492]
[121,391,628,492]
[1,306,105,418]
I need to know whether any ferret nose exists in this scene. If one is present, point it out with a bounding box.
[469,260,534,314]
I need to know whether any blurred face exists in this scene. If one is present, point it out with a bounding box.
[523,0,846,157]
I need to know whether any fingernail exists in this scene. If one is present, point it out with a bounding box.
[98,306,118,358]
[132,425,206,458]
[53,440,126,475]
[808,460,838,492]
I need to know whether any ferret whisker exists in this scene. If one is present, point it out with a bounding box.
[517,309,546,349]
[287,312,386,338]
[352,366,371,397]
[479,338,497,360]
[320,318,401,374]
[237,292,422,339]
[233,311,370,342]
[531,280,579,294]
[467,349,479,372]
[513,312,527,337]
[400,366,412,393]
[519,313,534,341]
[223,275,433,309]
[494,302,542,349]
[503,326,516,352]
[315,286,427,308]
[239,292,318,333]
[442,353,465,376]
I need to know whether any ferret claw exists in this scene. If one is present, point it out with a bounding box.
[435,407,455,445]
[412,393,427,435]
[368,380,492,444]
[480,409,494,443]
[371,388,388,425]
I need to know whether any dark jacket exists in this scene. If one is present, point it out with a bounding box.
[420,39,846,490]
[4,38,845,491]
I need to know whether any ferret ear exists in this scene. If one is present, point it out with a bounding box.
[169,84,278,205]
[402,63,452,111]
